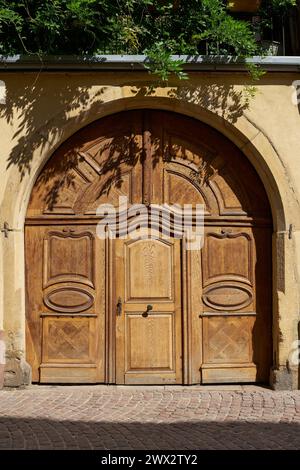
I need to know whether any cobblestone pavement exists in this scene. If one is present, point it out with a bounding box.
[0,385,300,450]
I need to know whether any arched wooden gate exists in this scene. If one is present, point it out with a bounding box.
[25,110,272,384]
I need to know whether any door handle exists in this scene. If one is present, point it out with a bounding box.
[142,304,153,318]
[116,297,122,316]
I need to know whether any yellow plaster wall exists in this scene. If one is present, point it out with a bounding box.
[0,70,299,385]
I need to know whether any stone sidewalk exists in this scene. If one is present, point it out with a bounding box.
[0,385,300,450]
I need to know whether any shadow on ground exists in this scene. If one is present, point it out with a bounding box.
[0,417,299,450]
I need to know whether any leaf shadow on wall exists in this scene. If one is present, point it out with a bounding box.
[129,80,250,124]
[0,71,261,219]
[1,73,108,180]
[1,71,251,181]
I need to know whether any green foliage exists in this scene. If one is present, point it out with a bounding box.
[257,0,297,44]
[193,0,257,56]
[268,0,296,9]
[144,42,188,82]
[0,0,297,82]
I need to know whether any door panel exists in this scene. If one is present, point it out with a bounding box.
[201,314,257,383]
[200,226,271,383]
[125,239,174,301]
[126,313,174,369]
[25,225,105,383]
[115,238,182,384]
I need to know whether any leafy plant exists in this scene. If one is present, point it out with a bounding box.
[0,0,297,82]
[144,42,188,82]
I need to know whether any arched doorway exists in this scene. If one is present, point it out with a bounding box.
[25,110,272,384]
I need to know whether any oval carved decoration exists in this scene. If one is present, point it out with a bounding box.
[44,287,94,313]
[202,283,253,311]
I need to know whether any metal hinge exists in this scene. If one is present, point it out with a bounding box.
[0,222,18,238]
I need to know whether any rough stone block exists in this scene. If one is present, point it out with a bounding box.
[0,330,5,390]
[4,357,32,388]
[270,366,299,391]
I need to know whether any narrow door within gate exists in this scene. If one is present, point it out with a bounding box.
[115,238,182,384]
[25,110,272,384]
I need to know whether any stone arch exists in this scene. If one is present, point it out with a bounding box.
[8,96,291,233]
[1,94,298,388]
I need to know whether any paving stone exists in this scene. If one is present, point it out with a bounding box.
[0,385,299,449]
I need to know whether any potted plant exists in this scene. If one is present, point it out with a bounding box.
[261,39,281,54]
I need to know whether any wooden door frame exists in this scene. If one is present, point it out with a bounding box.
[182,249,203,385]
[105,238,116,383]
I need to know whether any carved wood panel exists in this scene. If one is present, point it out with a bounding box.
[125,314,174,371]
[43,230,95,288]
[125,239,173,302]
[26,111,143,217]
[44,287,94,313]
[200,225,271,383]
[42,317,94,363]
[202,230,253,287]
[26,225,105,383]
[202,316,253,364]
[164,169,207,209]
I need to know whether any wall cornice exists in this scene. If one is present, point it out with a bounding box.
[0,55,300,72]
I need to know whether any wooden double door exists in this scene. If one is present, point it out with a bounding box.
[25,110,272,384]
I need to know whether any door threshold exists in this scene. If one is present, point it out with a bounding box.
[32,383,271,392]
